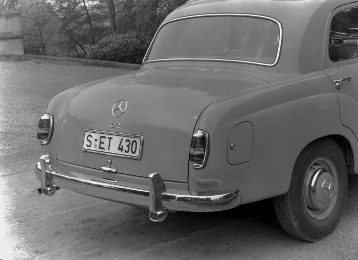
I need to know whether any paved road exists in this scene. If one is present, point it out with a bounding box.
[0,60,357,260]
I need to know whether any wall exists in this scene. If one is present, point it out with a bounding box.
[0,11,23,54]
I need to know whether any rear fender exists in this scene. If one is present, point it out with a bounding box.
[189,72,351,204]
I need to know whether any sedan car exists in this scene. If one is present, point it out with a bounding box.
[35,0,358,242]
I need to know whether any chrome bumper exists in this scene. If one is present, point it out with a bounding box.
[35,155,241,222]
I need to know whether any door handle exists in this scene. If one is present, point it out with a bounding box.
[100,159,118,173]
[334,77,351,89]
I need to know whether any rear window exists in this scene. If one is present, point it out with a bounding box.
[146,15,282,66]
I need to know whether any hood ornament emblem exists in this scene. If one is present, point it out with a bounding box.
[112,100,128,117]
[100,159,118,173]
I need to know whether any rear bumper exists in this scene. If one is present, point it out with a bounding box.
[35,155,241,222]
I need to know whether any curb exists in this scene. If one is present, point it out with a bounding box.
[0,54,141,70]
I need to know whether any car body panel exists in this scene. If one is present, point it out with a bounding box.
[324,3,358,151]
[323,1,358,174]
[189,71,357,202]
[326,63,358,140]
[55,67,268,182]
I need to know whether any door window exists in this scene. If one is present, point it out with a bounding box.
[330,7,358,62]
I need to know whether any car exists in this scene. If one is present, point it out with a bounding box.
[35,0,358,242]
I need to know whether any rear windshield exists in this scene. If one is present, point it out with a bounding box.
[146,15,282,66]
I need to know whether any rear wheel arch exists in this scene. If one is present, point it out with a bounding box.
[330,135,354,174]
[281,135,354,196]
[304,135,354,174]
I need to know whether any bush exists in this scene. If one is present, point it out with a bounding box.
[86,31,151,64]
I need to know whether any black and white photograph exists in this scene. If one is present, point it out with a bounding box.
[1,0,358,259]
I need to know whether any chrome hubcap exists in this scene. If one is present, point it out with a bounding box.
[304,157,338,220]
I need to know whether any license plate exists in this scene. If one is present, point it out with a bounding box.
[83,130,143,160]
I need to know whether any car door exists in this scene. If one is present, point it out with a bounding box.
[325,3,358,137]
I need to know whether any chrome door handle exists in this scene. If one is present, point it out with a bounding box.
[334,77,351,89]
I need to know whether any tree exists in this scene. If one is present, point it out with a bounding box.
[116,0,187,37]
[105,0,116,33]
[86,31,148,63]
[85,0,188,63]
[51,0,106,57]
[81,0,95,44]
[20,0,189,62]
[20,0,60,55]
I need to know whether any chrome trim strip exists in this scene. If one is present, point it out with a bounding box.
[54,171,149,196]
[82,129,144,160]
[143,13,283,67]
[35,155,241,219]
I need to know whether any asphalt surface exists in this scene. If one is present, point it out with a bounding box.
[0,60,357,260]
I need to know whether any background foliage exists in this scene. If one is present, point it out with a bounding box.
[18,0,188,63]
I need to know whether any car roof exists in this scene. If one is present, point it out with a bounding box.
[165,0,339,23]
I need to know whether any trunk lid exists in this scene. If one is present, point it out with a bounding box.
[56,67,270,182]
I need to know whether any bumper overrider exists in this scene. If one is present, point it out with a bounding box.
[35,155,241,222]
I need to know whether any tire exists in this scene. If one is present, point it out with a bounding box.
[273,139,348,242]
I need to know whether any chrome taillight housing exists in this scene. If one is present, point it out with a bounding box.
[37,114,54,145]
[189,130,209,169]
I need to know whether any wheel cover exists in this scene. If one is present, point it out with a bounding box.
[303,157,339,220]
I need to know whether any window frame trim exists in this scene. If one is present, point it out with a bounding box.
[325,3,358,68]
[142,13,283,67]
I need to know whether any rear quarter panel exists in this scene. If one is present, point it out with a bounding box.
[190,71,356,204]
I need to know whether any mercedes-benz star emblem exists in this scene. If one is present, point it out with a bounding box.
[112,100,128,117]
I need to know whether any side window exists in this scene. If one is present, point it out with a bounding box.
[329,7,358,62]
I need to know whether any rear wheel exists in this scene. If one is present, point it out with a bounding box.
[274,139,348,241]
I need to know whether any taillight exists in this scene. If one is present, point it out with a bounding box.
[189,130,209,169]
[37,114,54,145]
